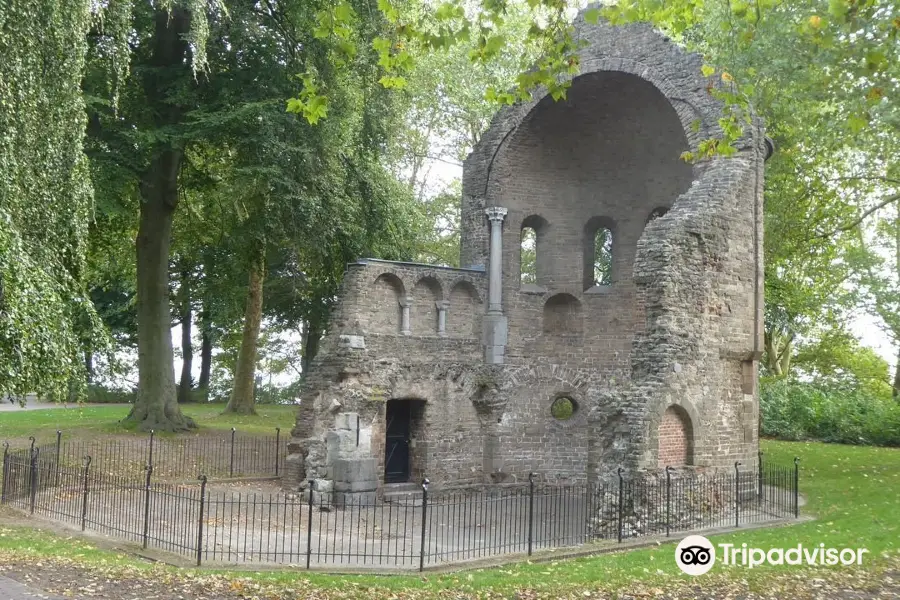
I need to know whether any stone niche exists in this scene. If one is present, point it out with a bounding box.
[286,13,766,497]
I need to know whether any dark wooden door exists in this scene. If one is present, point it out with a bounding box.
[384,400,411,483]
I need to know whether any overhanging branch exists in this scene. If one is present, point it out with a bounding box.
[813,193,900,239]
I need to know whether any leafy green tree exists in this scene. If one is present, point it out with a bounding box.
[0,0,106,401]
[84,0,414,424]
[83,0,231,430]
[160,0,421,415]
[794,329,894,400]
[851,200,900,398]
[605,0,898,380]
[416,185,462,267]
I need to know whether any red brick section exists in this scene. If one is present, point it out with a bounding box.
[658,406,692,468]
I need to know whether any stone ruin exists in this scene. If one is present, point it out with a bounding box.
[286,14,767,501]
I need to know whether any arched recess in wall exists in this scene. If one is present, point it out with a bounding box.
[411,276,442,335]
[520,215,549,289]
[448,280,482,338]
[542,293,583,335]
[657,405,694,467]
[371,273,405,334]
[583,216,615,291]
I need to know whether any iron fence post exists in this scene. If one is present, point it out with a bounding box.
[229,428,236,478]
[734,462,741,528]
[55,430,62,486]
[148,430,155,471]
[196,474,208,566]
[306,479,314,569]
[274,428,280,476]
[28,435,35,493]
[793,457,800,518]
[1,442,9,505]
[28,447,39,515]
[665,466,672,537]
[527,472,534,556]
[758,450,764,511]
[81,456,92,531]
[142,464,153,549]
[616,467,624,543]
[419,477,429,572]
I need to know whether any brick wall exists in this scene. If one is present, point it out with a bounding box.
[658,406,692,467]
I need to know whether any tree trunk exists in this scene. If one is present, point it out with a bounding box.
[178,266,193,403]
[224,250,265,415]
[198,305,212,391]
[302,318,322,376]
[893,347,900,401]
[123,7,195,432]
[894,205,900,401]
[763,329,793,378]
[84,350,93,384]
[299,319,309,376]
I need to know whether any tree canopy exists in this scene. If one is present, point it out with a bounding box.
[0,0,103,401]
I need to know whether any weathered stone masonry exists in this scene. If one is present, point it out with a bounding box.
[287,14,765,496]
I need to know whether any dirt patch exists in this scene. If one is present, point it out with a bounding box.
[0,556,898,599]
[0,559,247,600]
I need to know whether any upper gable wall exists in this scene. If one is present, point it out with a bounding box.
[460,16,749,270]
[496,70,693,291]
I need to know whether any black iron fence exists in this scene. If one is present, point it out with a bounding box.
[6,428,285,480]
[0,446,800,571]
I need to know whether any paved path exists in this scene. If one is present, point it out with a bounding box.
[0,575,66,599]
[0,397,131,412]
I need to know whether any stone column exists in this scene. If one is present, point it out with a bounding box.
[399,297,411,336]
[485,206,508,314]
[483,206,508,364]
[436,301,449,337]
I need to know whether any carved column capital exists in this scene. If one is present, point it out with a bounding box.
[484,206,508,223]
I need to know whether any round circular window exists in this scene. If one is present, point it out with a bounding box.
[550,396,577,421]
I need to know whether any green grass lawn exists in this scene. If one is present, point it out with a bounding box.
[0,439,897,597]
[0,403,296,443]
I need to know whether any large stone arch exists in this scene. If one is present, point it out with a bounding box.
[460,19,763,271]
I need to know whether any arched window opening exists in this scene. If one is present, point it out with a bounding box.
[647,207,668,223]
[520,215,548,288]
[520,227,537,285]
[583,217,615,291]
[593,227,613,287]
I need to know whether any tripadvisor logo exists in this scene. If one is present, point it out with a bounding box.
[675,535,716,576]
[675,536,870,575]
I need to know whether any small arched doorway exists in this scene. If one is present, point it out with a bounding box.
[384,399,426,483]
